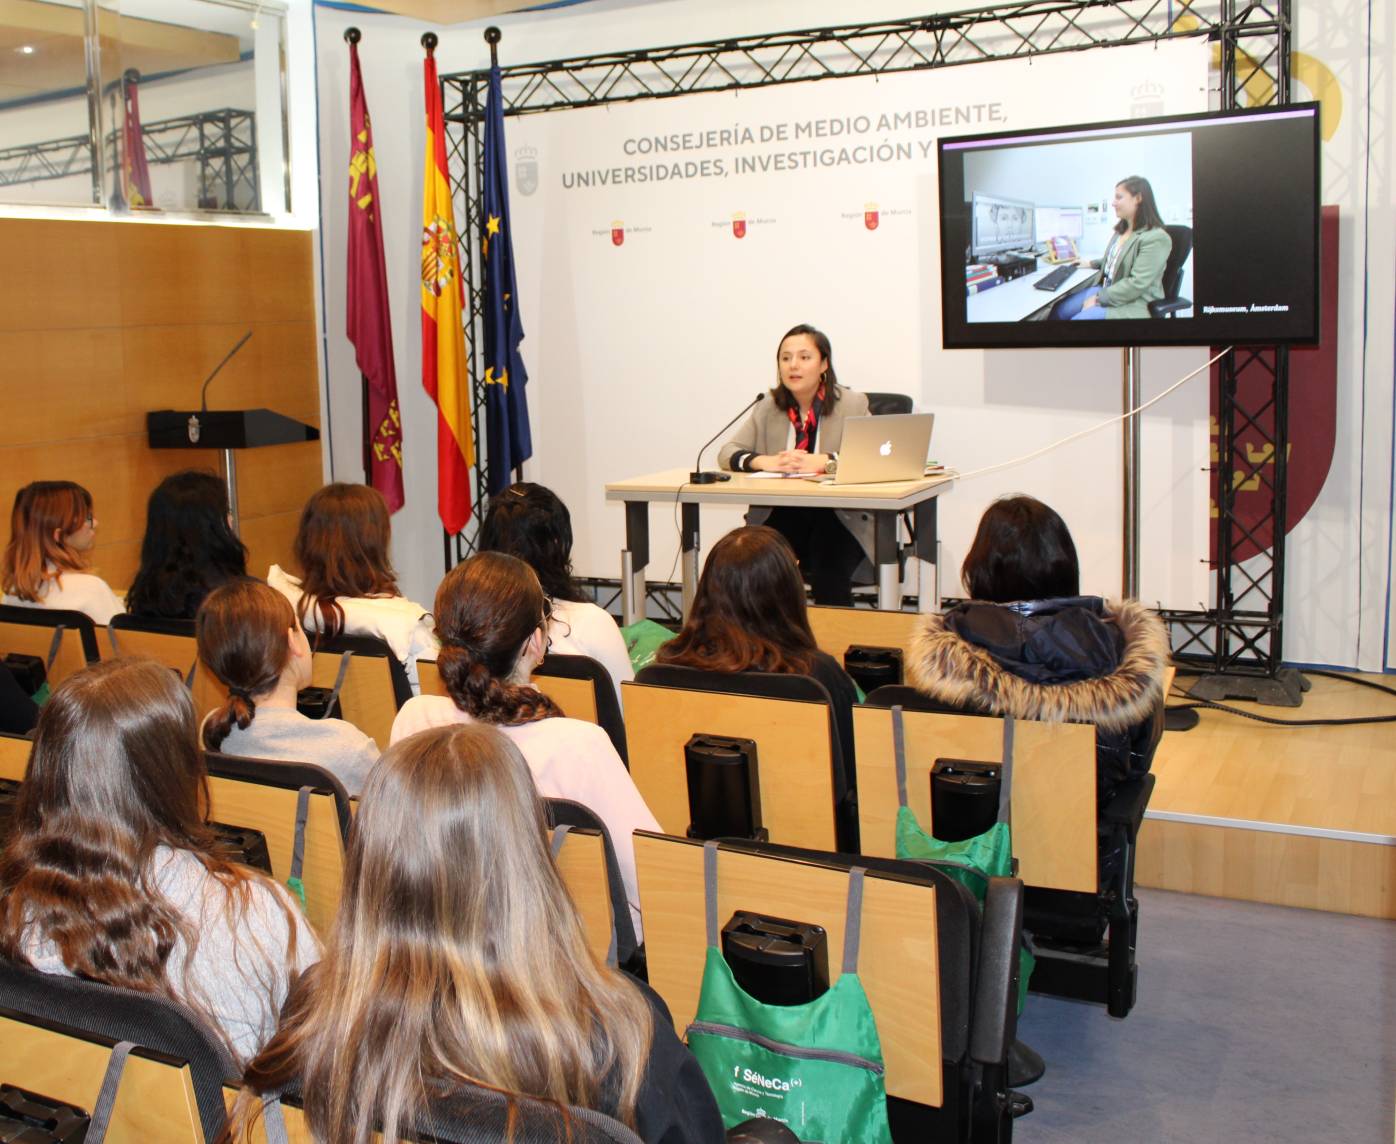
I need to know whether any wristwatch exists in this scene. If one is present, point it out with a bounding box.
[825,457,838,476]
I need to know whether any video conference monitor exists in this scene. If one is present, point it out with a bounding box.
[939,103,1320,349]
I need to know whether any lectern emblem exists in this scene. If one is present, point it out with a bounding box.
[187,414,201,444]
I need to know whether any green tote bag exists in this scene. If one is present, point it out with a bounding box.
[686,841,894,1144]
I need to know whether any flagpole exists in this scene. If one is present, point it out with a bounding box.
[344,26,373,489]
[487,22,506,490]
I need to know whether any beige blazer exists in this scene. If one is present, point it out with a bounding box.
[717,388,875,571]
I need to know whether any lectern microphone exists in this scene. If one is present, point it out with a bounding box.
[186,330,253,443]
[690,393,764,484]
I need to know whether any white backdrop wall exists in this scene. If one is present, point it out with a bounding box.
[312,0,1393,672]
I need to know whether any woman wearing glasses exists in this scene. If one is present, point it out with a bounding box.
[2,480,123,625]
[391,552,659,937]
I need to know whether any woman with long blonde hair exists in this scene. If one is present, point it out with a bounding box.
[0,658,318,1063]
[1,480,123,624]
[231,723,723,1144]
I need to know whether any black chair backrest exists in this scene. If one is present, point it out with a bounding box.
[0,956,236,1141]
[0,604,101,664]
[545,798,639,969]
[1158,224,1194,300]
[310,632,414,708]
[865,392,914,416]
[108,612,196,638]
[204,752,354,842]
[537,652,627,763]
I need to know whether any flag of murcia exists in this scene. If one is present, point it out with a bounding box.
[611,221,625,247]
[865,202,880,231]
[732,211,746,239]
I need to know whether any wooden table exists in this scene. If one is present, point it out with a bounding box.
[604,468,956,624]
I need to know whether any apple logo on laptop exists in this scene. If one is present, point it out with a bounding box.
[879,440,893,456]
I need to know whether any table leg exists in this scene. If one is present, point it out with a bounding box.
[620,501,650,626]
[874,511,902,611]
[913,497,940,614]
[680,502,701,619]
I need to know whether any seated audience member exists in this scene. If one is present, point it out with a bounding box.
[196,579,381,797]
[0,658,319,1064]
[480,482,633,704]
[906,495,1168,864]
[126,470,247,621]
[2,480,123,624]
[391,552,659,937]
[269,483,435,693]
[230,723,724,1144]
[655,525,860,818]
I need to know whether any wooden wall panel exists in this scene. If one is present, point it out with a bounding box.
[0,218,322,596]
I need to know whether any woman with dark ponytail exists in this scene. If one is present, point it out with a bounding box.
[391,552,659,936]
[196,579,380,796]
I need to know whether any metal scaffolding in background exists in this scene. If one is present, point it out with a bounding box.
[440,0,1297,693]
[0,107,260,211]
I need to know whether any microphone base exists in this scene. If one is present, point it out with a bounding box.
[689,471,727,484]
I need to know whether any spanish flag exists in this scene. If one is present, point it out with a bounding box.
[420,40,474,535]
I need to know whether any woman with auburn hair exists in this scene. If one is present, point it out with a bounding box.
[196,579,380,796]
[269,483,434,692]
[0,658,319,1064]
[1,480,123,624]
[391,552,659,937]
[654,526,860,830]
[230,724,723,1144]
[480,483,633,705]
[126,470,248,620]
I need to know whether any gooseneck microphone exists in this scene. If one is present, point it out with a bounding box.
[690,392,765,484]
[187,330,254,443]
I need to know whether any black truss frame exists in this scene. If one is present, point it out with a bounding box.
[441,1,1296,683]
[0,107,260,211]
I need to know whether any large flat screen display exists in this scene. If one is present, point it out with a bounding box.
[938,104,1320,349]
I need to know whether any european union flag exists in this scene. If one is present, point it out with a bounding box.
[482,62,532,496]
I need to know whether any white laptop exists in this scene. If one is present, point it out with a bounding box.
[817,413,935,484]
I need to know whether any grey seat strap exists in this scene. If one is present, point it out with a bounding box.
[841,867,867,975]
[45,624,66,672]
[289,786,313,882]
[263,1094,289,1144]
[703,839,720,948]
[997,717,1016,825]
[892,705,909,809]
[319,651,353,719]
[105,625,120,657]
[550,822,572,858]
[86,1039,135,1141]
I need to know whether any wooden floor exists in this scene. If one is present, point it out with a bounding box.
[1137,669,1396,919]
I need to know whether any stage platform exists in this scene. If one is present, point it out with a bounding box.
[1138,670,1396,919]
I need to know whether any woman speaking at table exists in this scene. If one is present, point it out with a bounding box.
[718,323,871,606]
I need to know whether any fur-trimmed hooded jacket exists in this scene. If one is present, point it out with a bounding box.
[906,597,1169,801]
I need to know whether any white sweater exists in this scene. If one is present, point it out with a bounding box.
[390,696,659,939]
[3,569,124,626]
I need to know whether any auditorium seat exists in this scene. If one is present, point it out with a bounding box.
[0,955,236,1142]
[306,632,412,750]
[203,752,352,936]
[106,613,225,717]
[635,831,1022,1141]
[855,696,1153,1017]
[0,731,28,782]
[547,798,640,971]
[0,604,101,691]
[624,665,851,851]
[806,603,920,683]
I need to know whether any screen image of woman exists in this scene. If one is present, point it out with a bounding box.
[1053,175,1172,321]
[717,324,872,606]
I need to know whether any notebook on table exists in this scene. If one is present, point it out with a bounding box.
[812,413,935,485]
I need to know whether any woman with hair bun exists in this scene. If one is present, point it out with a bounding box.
[391,552,659,936]
[196,579,380,796]
[2,480,123,624]
[0,658,318,1064]
[229,723,723,1144]
[269,483,435,693]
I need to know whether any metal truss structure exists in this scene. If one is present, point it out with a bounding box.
[442,1,1297,679]
[0,108,259,211]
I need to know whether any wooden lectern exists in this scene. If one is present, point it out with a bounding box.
[147,409,320,533]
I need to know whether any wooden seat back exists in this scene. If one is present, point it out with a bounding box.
[418,658,606,735]
[853,705,1098,892]
[0,732,29,782]
[621,682,838,850]
[0,606,100,691]
[307,648,398,751]
[807,604,921,667]
[635,832,943,1107]
[0,1009,206,1143]
[551,826,615,965]
[105,623,225,719]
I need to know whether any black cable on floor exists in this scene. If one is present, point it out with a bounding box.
[1167,686,1396,728]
